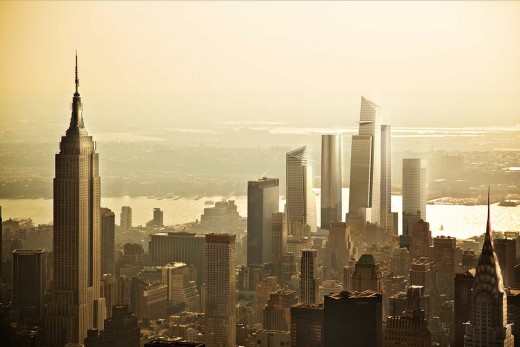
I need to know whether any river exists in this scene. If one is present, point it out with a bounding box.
[1,189,518,240]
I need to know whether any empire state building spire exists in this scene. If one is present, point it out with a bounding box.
[67,52,86,134]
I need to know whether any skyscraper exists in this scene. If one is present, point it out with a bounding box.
[409,219,432,260]
[324,222,354,274]
[45,55,105,346]
[120,206,132,230]
[351,254,383,293]
[204,233,236,347]
[161,262,200,312]
[323,290,383,347]
[100,207,115,275]
[153,208,164,227]
[401,158,426,247]
[464,193,514,346]
[454,269,475,347]
[149,231,206,289]
[271,212,288,264]
[320,134,342,229]
[380,124,393,229]
[247,177,279,265]
[494,238,516,288]
[12,249,46,321]
[290,303,324,347]
[384,286,431,347]
[300,249,318,304]
[286,146,317,234]
[347,97,381,229]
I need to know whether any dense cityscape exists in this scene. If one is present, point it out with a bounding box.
[0,55,519,347]
[2,2,520,347]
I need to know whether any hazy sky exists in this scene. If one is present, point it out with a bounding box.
[1,1,520,139]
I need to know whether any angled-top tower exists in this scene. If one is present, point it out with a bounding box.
[347,97,381,230]
[286,146,317,233]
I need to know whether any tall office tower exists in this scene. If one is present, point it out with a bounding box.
[464,197,514,347]
[454,269,475,347]
[263,289,298,331]
[320,134,342,230]
[247,177,280,266]
[401,158,426,247]
[290,303,324,347]
[409,219,432,260]
[409,258,432,294]
[494,238,516,287]
[255,277,281,324]
[384,286,431,347]
[271,212,288,264]
[45,56,105,346]
[347,97,381,229]
[323,291,383,347]
[300,249,318,304]
[161,262,200,312]
[324,222,352,274]
[153,208,164,227]
[286,146,317,234]
[100,207,116,275]
[204,233,236,347]
[390,248,411,277]
[351,254,383,293]
[149,232,206,289]
[120,206,132,230]
[380,125,392,229]
[102,305,140,347]
[100,273,118,319]
[432,236,456,299]
[342,258,357,292]
[12,249,45,321]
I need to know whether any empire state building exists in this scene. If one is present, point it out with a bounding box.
[45,55,105,346]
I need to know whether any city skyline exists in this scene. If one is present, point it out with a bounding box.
[1,2,519,347]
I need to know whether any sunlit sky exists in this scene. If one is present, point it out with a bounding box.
[1,1,520,139]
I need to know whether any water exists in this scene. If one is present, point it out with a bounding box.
[1,189,519,240]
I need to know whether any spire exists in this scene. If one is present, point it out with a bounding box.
[473,185,504,295]
[75,51,79,94]
[66,52,86,135]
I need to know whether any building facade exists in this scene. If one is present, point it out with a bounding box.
[286,146,317,234]
[401,158,426,247]
[271,212,288,264]
[149,232,206,289]
[100,207,115,275]
[12,249,46,321]
[120,206,132,230]
[290,303,324,347]
[323,290,383,347]
[204,234,236,347]
[351,254,383,293]
[300,249,319,304]
[320,135,342,230]
[247,177,279,266]
[347,97,381,228]
[380,124,392,229]
[45,56,105,346]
